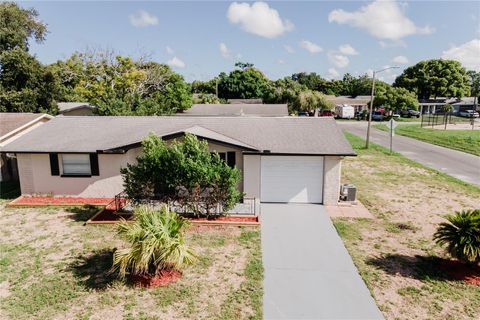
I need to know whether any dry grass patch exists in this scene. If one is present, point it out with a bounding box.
[335,133,480,320]
[0,204,262,320]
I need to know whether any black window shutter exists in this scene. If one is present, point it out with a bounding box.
[49,153,59,176]
[90,153,99,176]
[218,152,226,161]
[227,151,236,168]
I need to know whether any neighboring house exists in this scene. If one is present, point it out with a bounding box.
[2,116,355,205]
[419,97,478,114]
[227,98,263,104]
[58,102,96,116]
[178,104,289,117]
[0,113,53,181]
[325,96,371,113]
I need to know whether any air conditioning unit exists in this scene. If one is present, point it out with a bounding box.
[340,184,357,202]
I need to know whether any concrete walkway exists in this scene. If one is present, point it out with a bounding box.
[261,203,383,319]
[338,122,480,186]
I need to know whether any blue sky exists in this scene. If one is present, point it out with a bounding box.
[21,1,480,82]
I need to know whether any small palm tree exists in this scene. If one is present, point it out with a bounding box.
[112,205,196,279]
[434,209,480,264]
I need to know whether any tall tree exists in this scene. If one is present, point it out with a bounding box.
[218,63,270,99]
[50,51,192,115]
[0,3,58,113]
[0,2,47,51]
[374,82,419,112]
[394,59,470,99]
[467,70,480,108]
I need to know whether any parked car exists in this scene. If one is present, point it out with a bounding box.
[298,111,310,117]
[319,110,334,117]
[458,110,479,118]
[400,109,421,118]
[371,111,384,121]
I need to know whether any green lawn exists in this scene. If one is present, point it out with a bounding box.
[0,206,262,320]
[336,132,480,319]
[373,123,480,156]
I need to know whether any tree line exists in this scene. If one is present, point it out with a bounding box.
[1,2,479,116]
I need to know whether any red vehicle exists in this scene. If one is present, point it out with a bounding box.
[319,110,334,117]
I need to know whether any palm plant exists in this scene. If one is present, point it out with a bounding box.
[112,205,196,279]
[434,209,480,264]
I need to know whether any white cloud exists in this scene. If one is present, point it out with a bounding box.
[129,10,159,27]
[392,55,409,64]
[366,68,374,77]
[299,40,323,54]
[328,0,434,40]
[327,68,340,79]
[284,44,295,54]
[166,46,174,55]
[328,52,349,68]
[219,43,232,59]
[339,44,358,55]
[227,2,293,38]
[277,59,286,65]
[167,56,186,68]
[441,39,480,71]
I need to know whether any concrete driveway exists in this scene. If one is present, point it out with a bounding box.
[261,203,383,320]
[338,121,480,186]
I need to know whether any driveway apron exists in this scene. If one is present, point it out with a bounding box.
[261,203,383,319]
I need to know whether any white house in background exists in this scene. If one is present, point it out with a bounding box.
[2,116,355,205]
[0,113,53,181]
[57,102,96,116]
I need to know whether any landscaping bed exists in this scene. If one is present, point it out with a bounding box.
[0,205,263,319]
[336,132,480,319]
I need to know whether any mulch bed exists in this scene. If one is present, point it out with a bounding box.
[9,196,113,207]
[189,216,258,223]
[440,260,480,286]
[129,270,182,288]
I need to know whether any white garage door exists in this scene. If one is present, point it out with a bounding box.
[261,156,324,203]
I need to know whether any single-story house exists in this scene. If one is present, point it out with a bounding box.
[2,116,355,205]
[178,104,289,117]
[227,98,263,104]
[58,102,96,116]
[0,113,53,181]
[325,95,371,113]
[419,97,479,114]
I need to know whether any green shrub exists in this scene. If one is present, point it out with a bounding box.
[112,205,196,278]
[121,133,242,218]
[433,209,480,264]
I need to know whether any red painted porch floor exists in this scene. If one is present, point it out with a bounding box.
[8,196,115,209]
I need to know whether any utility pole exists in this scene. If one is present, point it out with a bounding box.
[365,66,400,149]
[365,71,376,149]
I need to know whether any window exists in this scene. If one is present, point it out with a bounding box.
[211,151,236,168]
[62,154,91,176]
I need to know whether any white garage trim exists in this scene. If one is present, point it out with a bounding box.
[260,156,324,203]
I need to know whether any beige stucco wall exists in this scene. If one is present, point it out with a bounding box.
[243,154,261,199]
[16,141,245,198]
[323,156,342,205]
[17,148,141,198]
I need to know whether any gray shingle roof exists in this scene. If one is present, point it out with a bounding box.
[178,104,288,116]
[0,113,51,137]
[2,116,355,156]
[57,102,95,113]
